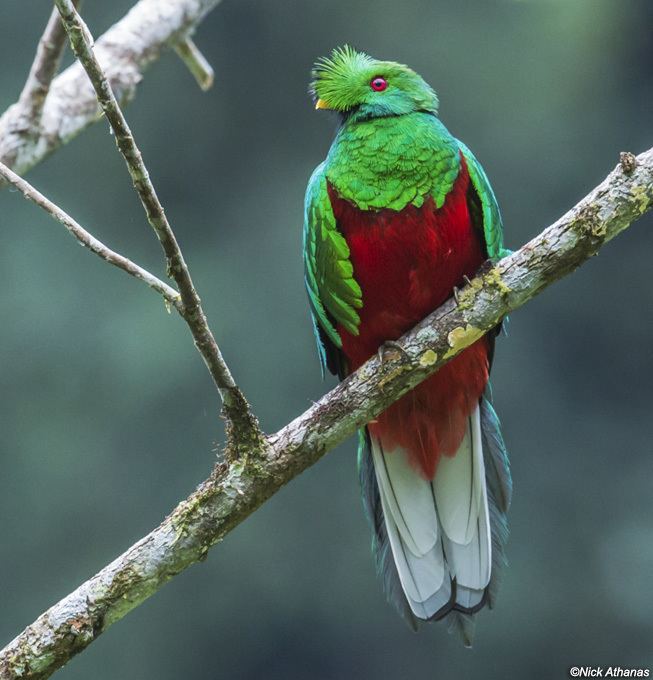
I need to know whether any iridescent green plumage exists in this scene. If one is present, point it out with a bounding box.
[458,140,510,261]
[310,46,439,118]
[303,47,507,363]
[326,113,460,211]
[304,164,362,347]
[303,47,511,638]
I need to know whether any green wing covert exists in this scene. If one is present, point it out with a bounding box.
[458,140,510,260]
[303,163,363,365]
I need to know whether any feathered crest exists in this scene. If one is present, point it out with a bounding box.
[310,45,373,109]
[311,45,372,82]
[309,46,439,116]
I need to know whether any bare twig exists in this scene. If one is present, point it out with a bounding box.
[17,2,81,126]
[0,161,181,308]
[1,146,651,680]
[174,36,215,91]
[0,0,225,174]
[54,0,261,446]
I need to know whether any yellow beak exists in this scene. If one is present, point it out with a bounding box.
[315,98,330,110]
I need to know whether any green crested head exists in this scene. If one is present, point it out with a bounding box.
[310,46,439,120]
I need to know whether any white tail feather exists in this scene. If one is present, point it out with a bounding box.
[372,439,438,555]
[377,473,446,603]
[371,405,491,620]
[432,414,484,544]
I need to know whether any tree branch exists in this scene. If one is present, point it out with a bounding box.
[0,0,224,174]
[52,0,261,446]
[1,147,650,680]
[174,36,215,91]
[17,2,81,128]
[0,160,181,309]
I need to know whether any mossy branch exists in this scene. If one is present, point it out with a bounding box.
[1,147,650,680]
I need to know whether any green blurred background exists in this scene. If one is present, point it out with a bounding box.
[1,1,652,678]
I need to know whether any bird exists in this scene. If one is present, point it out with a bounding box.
[303,46,512,646]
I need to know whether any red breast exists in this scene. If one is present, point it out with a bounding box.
[329,158,490,478]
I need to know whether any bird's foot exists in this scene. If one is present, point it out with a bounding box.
[377,340,409,364]
[453,286,461,304]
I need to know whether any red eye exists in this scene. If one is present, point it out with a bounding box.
[370,76,388,92]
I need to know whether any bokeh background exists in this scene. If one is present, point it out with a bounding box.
[1,1,652,678]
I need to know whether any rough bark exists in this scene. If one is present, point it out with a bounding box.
[0,0,224,174]
[1,147,650,680]
[16,2,81,130]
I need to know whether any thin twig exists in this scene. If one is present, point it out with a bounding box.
[0,161,181,308]
[174,36,215,91]
[0,146,650,680]
[17,2,81,126]
[54,0,261,446]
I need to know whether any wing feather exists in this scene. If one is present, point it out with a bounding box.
[457,140,509,261]
[303,163,362,371]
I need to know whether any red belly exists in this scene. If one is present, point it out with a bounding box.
[329,159,489,479]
